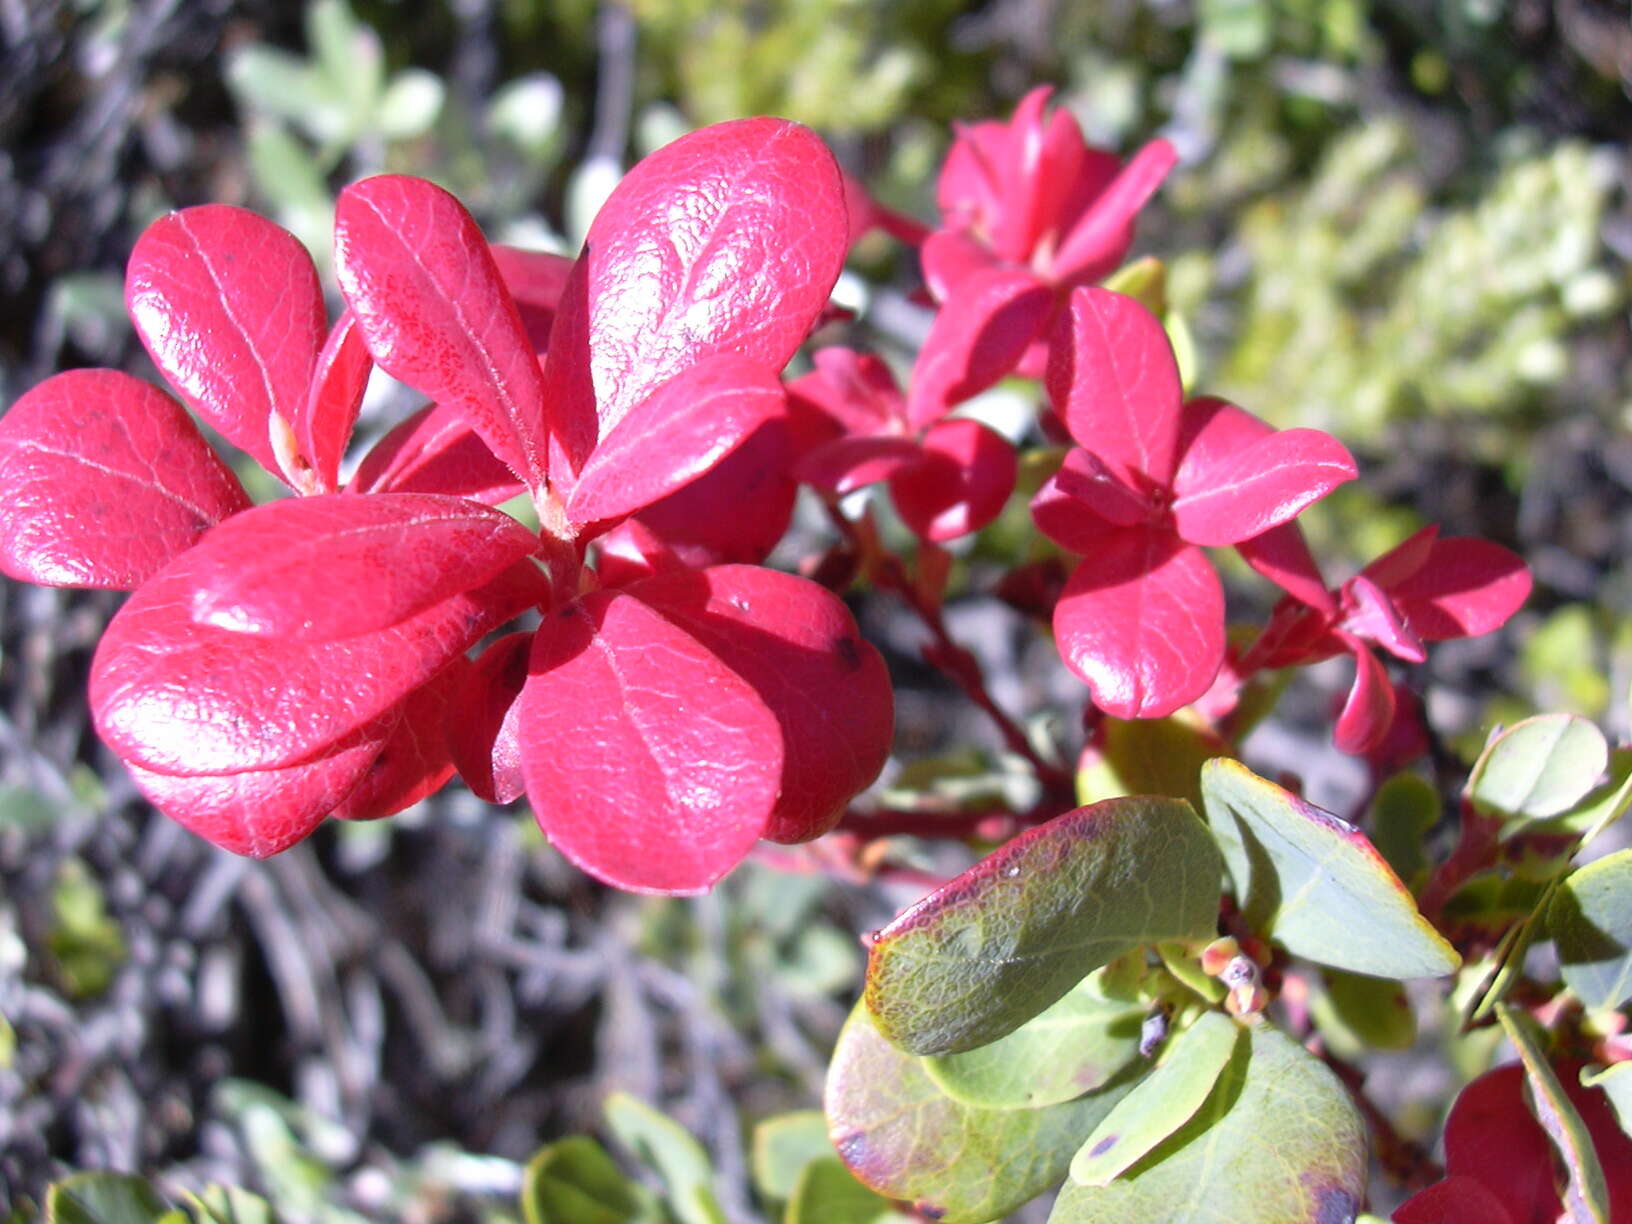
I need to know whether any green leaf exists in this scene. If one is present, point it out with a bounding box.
[46,1174,170,1224]
[784,1158,904,1224]
[751,1112,833,1203]
[522,1135,658,1224]
[1310,968,1417,1055]
[603,1095,725,1224]
[1468,714,1608,823]
[1529,748,1632,842]
[1549,849,1632,1010]
[0,783,59,833]
[1200,759,1458,978]
[1367,772,1438,890]
[922,971,1145,1109]
[1075,715,1223,811]
[183,1187,277,1224]
[378,70,445,140]
[48,857,125,999]
[864,796,1222,1055]
[1048,1024,1365,1223]
[1579,1064,1632,1140]
[1070,1011,1243,1186]
[825,1002,1139,1224]
[1496,1004,1610,1224]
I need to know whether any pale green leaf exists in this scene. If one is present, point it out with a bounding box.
[1469,714,1608,823]
[784,1158,904,1224]
[603,1096,724,1224]
[521,1135,658,1224]
[751,1112,832,1203]
[46,1174,170,1224]
[1579,1064,1632,1141]
[1549,849,1632,1010]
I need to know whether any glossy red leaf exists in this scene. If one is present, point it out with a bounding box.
[565,354,785,528]
[628,566,894,843]
[349,403,525,505]
[989,86,1055,262]
[331,661,466,820]
[126,728,386,858]
[1342,574,1425,663]
[1046,288,1183,485]
[906,266,1053,428]
[592,519,686,590]
[796,436,923,495]
[0,370,250,589]
[1171,424,1357,547]
[1031,448,1153,553]
[1050,139,1177,285]
[577,118,848,436]
[1235,521,1336,617]
[1332,637,1397,756]
[294,310,371,494]
[489,244,574,354]
[919,228,1002,303]
[1053,527,1224,719]
[786,347,905,438]
[126,205,326,479]
[889,419,1016,542]
[631,417,798,567]
[1360,524,1440,590]
[1394,1176,1518,1224]
[334,175,550,489]
[1442,1065,1569,1224]
[446,631,532,804]
[1387,537,1532,641]
[91,554,546,777]
[185,493,539,641]
[518,590,784,894]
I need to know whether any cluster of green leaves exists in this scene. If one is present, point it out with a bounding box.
[826,767,1460,1222]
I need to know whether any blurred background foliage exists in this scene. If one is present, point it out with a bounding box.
[3,0,1632,1217]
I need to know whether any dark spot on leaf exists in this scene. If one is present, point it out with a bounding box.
[835,1131,871,1170]
[1089,1135,1119,1157]
[1311,1185,1358,1224]
[836,635,862,670]
[914,1202,946,1221]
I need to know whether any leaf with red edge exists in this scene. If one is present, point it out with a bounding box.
[520,590,783,894]
[1170,421,1356,547]
[1046,288,1183,485]
[489,244,574,354]
[92,554,547,777]
[1395,1176,1519,1224]
[906,267,1053,428]
[796,436,923,495]
[185,493,539,641]
[0,370,250,589]
[632,417,798,567]
[1387,537,1533,641]
[294,311,371,494]
[126,206,326,482]
[1234,521,1336,618]
[1053,527,1224,719]
[126,728,386,858]
[1032,449,1154,553]
[334,175,549,489]
[566,355,785,528]
[1050,140,1177,285]
[1333,637,1397,756]
[577,118,848,437]
[350,403,525,504]
[332,661,466,820]
[447,631,532,804]
[888,419,1016,542]
[627,566,893,844]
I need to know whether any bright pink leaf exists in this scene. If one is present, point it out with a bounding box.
[126,205,325,479]
[1171,425,1357,547]
[565,355,785,528]
[632,417,798,567]
[1333,637,1397,756]
[1046,287,1183,484]
[1394,1177,1518,1224]
[0,369,251,589]
[920,229,1002,303]
[989,86,1055,263]
[294,311,371,494]
[841,171,930,248]
[936,119,1006,231]
[519,590,784,894]
[786,347,905,438]
[447,631,532,804]
[1234,522,1336,617]
[1342,575,1426,663]
[907,266,1053,428]
[331,661,466,820]
[1053,527,1224,718]
[796,436,923,495]
[91,554,547,777]
[593,520,686,589]
[888,419,1016,542]
[489,243,574,354]
[1360,524,1440,590]
[349,403,525,505]
[628,566,893,843]
[1388,538,1532,641]
[1032,448,1153,551]
[185,493,539,641]
[1050,139,1177,285]
[334,175,549,489]
[578,118,848,436]
[126,728,385,858]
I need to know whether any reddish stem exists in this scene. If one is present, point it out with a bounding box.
[1418,796,1504,922]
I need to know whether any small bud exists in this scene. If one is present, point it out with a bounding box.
[1226,984,1269,1017]
[1139,1008,1170,1058]
[1200,937,1240,976]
